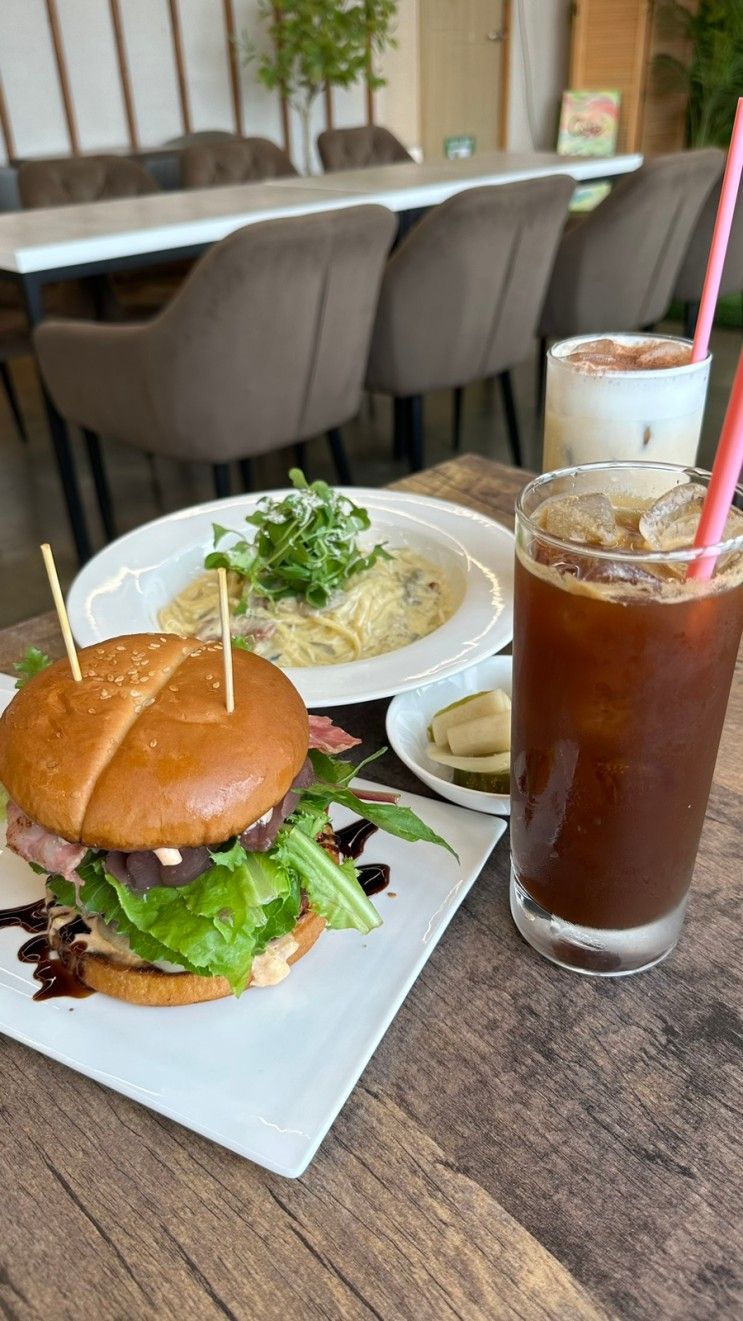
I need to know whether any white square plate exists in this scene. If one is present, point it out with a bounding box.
[0,676,505,1177]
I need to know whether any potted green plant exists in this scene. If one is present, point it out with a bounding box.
[652,0,743,147]
[238,0,397,175]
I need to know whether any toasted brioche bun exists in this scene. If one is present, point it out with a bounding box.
[0,633,309,850]
[52,910,326,1007]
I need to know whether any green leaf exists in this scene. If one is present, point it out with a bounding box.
[203,467,389,609]
[277,823,382,934]
[67,853,300,995]
[302,752,458,859]
[13,647,52,689]
[304,783,458,859]
[208,838,246,870]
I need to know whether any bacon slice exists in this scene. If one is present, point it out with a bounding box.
[5,801,85,879]
[308,715,361,755]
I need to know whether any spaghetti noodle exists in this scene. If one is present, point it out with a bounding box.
[159,548,454,667]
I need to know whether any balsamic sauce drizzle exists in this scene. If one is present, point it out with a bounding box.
[335,818,391,897]
[0,899,92,1001]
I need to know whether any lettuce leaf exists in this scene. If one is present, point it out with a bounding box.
[51,854,301,994]
[276,822,381,934]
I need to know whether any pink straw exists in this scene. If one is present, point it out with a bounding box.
[692,97,743,363]
[688,345,743,581]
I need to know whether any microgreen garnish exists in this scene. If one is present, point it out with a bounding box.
[13,647,53,689]
[204,469,391,609]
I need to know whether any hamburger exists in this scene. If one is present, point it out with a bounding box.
[0,634,450,1006]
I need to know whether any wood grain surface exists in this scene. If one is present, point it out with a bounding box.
[0,455,740,1321]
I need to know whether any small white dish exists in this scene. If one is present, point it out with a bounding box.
[386,656,513,816]
[0,675,505,1178]
[66,488,515,709]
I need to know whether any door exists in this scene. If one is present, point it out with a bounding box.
[420,0,509,160]
[569,0,653,152]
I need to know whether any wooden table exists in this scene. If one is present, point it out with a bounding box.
[0,455,739,1320]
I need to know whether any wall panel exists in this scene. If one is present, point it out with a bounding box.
[0,0,69,160]
[57,0,129,151]
[178,0,233,132]
[118,0,182,145]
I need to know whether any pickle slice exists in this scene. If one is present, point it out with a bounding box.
[451,767,510,794]
[428,688,510,745]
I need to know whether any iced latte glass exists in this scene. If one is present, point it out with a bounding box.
[510,462,743,975]
[543,335,711,472]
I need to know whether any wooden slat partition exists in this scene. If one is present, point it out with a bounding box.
[44,0,80,154]
[222,0,244,136]
[167,0,192,135]
[498,0,511,150]
[273,3,292,156]
[109,0,139,149]
[0,77,16,162]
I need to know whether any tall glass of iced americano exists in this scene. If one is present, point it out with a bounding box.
[510,462,743,974]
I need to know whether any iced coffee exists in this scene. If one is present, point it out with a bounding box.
[543,335,711,472]
[510,462,743,974]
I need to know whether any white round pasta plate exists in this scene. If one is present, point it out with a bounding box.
[67,487,514,708]
[386,655,513,815]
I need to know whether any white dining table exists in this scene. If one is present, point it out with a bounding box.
[0,149,642,560]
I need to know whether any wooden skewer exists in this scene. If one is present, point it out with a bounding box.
[217,567,235,714]
[40,543,82,682]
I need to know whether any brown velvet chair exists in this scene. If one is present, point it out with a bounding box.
[181,139,298,188]
[18,155,165,321]
[365,177,575,468]
[17,155,158,208]
[673,176,743,336]
[539,149,725,340]
[33,205,396,536]
[317,125,413,172]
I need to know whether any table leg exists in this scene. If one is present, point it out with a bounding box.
[20,274,93,564]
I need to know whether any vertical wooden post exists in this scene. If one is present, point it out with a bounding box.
[45,0,80,154]
[365,1,374,124]
[498,0,511,150]
[109,0,139,149]
[222,0,244,136]
[273,3,291,156]
[0,77,16,163]
[167,0,192,135]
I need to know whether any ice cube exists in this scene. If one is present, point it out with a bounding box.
[633,340,690,370]
[638,483,708,551]
[580,558,665,588]
[537,492,619,547]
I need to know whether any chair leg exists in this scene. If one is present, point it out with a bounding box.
[327,428,352,485]
[0,361,27,442]
[213,463,231,498]
[406,396,424,472]
[239,458,253,491]
[144,451,165,515]
[393,397,406,460]
[452,386,464,451]
[684,301,699,340]
[82,429,116,541]
[536,336,548,419]
[498,371,523,468]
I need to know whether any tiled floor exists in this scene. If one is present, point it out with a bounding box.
[0,316,740,631]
